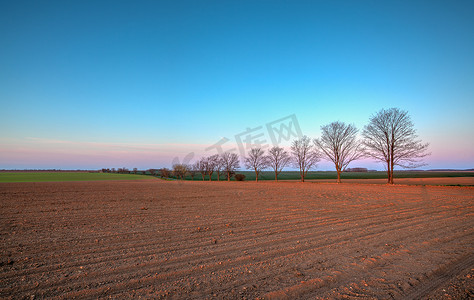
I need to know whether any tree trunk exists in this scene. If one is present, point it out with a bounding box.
[386,161,391,184]
[255,169,258,182]
[336,169,341,183]
[275,171,278,181]
[201,174,205,181]
[217,173,220,181]
[390,134,395,184]
[390,159,394,184]
[227,171,230,181]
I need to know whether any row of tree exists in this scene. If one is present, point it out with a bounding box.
[174,108,429,184]
[102,108,430,184]
[101,167,140,174]
[171,152,241,181]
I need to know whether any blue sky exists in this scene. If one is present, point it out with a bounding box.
[1,0,473,170]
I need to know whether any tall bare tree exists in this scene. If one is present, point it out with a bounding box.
[315,121,365,183]
[221,152,240,181]
[244,148,268,181]
[362,108,430,184]
[291,136,320,182]
[206,154,220,181]
[266,146,291,181]
[196,158,207,181]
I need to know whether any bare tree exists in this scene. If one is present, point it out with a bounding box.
[196,158,207,181]
[172,165,179,178]
[215,156,224,181]
[160,168,170,179]
[291,136,320,182]
[188,164,198,180]
[314,121,365,183]
[221,152,240,181]
[172,164,188,180]
[266,146,291,181]
[362,108,430,184]
[206,154,220,181]
[182,164,189,179]
[244,148,268,181]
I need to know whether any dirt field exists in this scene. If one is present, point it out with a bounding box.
[1,179,473,299]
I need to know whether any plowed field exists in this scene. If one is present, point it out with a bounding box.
[1,180,473,299]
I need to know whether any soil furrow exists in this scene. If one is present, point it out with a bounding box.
[1,180,472,299]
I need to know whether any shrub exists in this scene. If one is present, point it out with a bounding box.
[234,174,246,181]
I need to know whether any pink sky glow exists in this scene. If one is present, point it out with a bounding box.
[0,137,472,170]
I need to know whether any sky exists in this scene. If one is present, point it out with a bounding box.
[1,0,473,170]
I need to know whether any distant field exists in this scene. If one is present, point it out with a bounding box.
[186,171,474,181]
[0,172,153,183]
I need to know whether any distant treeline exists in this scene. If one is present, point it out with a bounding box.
[99,169,474,182]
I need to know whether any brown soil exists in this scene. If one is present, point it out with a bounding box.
[1,180,473,299]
